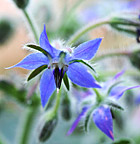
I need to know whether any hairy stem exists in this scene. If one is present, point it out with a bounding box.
[53,88,62,114]
[94,51,131,61]
[19,106,39,144]
[23,9,39,43]
[67,18,110,45]
[93,88,102,103]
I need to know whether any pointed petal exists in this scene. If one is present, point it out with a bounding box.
[103,70,125,91]
[6,53,49,70]
[113,70,125,80]
[39,25,59,56]
[40,69,56,107]
[72,38,102,60]
[67,106,89,135]
[109,85,140,100]
[67,62,101,88]
[93,106,114,140]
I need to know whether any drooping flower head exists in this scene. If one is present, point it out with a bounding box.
[67,71,140,140]
[7,25,102,107]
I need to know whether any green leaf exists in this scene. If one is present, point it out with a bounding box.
[26,44,52,59]
[69,59,96,73]
[105,100,124,111]
[63,73,70,91]
[27,65,48,81]
[0,80,17,96]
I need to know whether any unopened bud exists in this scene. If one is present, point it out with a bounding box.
[129,50,140,70]
[0,19,13,44]
[39,118,57,142]
[110,17,140,37]
[13,0,29,9]
[38,111,57,142]
[61,98,71,121]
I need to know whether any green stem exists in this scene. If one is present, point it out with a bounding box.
[93,88,102,103]
[19,106,38,144]
[23,9,39,43]
[53,88,62,115]
[94,51,131,62]
[67,18,110,45]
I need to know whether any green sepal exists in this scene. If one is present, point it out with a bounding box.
[110,17,140,27]
[63,73,70,91]
[69,59,96,73]
[105,100,124,111]
[26,44,52,59]
[84,111,91,132]
[84,105,96,132]
[107,81,124,95]
[110,24,137,36]
[27,65,48,81]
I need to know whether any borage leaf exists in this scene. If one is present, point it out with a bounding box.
[63,73,70,91]
[27,65,48,81]
[69,59,96,73]
[26,44,52,59]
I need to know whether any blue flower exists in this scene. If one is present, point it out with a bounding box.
[7,25,102,108]
[67,71,140,140]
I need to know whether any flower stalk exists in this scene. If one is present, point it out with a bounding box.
[67,18,109,45]
[94,51,131,62]
[23,9,39,43]
[93,88,102,103]
[19,106,38,144]
[53,88,62,115]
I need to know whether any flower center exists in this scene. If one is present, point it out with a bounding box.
[48,51,69,89]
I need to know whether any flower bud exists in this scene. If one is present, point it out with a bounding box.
[129,50,140,70]
[61,98,71,121]
[0,19,14,44]
[13,0,29,9]
[110,17,140,37]
[39,117,57,142]
[37,111,57,142]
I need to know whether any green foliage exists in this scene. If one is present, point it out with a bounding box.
[0,80,40,107]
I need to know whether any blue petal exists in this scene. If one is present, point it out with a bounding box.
[67,62,101,88]
[67,106,89,135]
[39,25,59,56]
[40,69,56,107]
[72,38,102,60]
[103,70,125,91]
[113,70,125,80]
[6,53,49,70]
[109,85,140,100]
[93,105,114,140]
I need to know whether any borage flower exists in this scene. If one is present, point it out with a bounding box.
[7,25,102,107]
[67,71,140,140]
